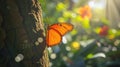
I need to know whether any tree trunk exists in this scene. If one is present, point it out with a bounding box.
[0,0,49,67]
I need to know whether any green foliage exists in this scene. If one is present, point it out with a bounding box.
[39,0,120,67]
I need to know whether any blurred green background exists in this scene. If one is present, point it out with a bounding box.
[39,0,120,67]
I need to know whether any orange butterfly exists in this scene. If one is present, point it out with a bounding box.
[46,23,73,47]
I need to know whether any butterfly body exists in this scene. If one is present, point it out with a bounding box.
[46,23,73,47]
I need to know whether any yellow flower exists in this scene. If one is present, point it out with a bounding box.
[71,42,80,50]
[107,34,115,40]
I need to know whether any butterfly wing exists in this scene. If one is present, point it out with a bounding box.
[49,23,73,35]
[46,23,73,47]
[46,29,62,47]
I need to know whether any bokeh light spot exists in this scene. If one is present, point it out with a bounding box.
[50,53,57,59]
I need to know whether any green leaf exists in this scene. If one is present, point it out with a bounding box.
[86,53,93,59]
[81,17,90,29]
[56,2,66,11]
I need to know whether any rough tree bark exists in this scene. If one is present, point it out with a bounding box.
[0,0,49,67]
